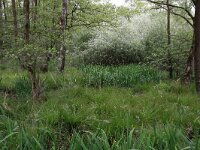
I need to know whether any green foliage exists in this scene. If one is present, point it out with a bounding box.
[81,16,147,65]
[74,13,192,78]
[83,41,143,65]
[144,14,192,76]
[0,79,199,149]
[0,63,200,149]
[69,126,199,150]
[81,65,166,87]
[13,76,32,97]
[0,0,197,147]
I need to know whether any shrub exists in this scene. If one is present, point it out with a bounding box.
[81,16,148,66]
[76,13,192,78]
[83,41,143,66]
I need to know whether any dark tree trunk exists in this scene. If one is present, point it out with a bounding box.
[2,0,7,21]
[0,0,3,50]
[28,61,42,100]
[167,0,173,79]
[58,0,68,73]
[12,0,18,39]
[24,0,30,43]
[23,0,41,100]
[32,0,37,29]
[194,0,200,94]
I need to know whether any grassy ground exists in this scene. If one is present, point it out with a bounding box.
[0,65,200,149]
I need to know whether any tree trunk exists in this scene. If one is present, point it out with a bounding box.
[182,35,195,84]
[2,0,7,22]
[194,0,200,94]
[12,0,18,39]
[0,0,3,52]
[58,0,68,73]
[167,0,173,79]
[32,0,37,29]
[24,0,30,43]
[23,0,42,100]
[28,61,42,100]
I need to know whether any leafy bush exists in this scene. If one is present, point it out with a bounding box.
[83,41,143,65]
[81,16,148,65]
[76,13,192,78]
[80,65,166,87]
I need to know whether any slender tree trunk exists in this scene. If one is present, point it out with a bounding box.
[58,0,68,73]
[12,0,18,39]
[2,0,7,22]
[32,0,37,29]
[194,0,200,94]
[24,0,30,43]
[24,0,42,100]
[167,0,173,79]
[0,0,3,51]
[24,0,41,100]
[29,60,42,100]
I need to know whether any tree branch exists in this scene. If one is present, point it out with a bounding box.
[146,0,194,21]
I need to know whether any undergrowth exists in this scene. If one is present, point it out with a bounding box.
[80,65,166,88]
[0,65,199,149]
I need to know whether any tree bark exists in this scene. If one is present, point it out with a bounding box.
[167,0,173,79]
[58,0,68,73]
[194,0,200,94]
[24,0,30,43]
[23,0,41,100]
[12,0,18,39]
[28,61,42,100]
[0,0,3,50]
[32,0,37,29]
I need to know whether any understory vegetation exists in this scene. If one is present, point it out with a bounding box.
[1,0,200,149]
[0,65,200,149]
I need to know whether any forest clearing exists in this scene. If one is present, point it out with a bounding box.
[1,0,200,149]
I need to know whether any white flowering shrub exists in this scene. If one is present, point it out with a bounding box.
[82,14,151,65]
[80,13,192,77]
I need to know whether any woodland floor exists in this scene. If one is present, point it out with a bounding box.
[0,64,200,149]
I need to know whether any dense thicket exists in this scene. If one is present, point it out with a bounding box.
[71,14,192,77]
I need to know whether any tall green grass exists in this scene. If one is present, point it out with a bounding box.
[0,65,199,149]
[0,117,199,150]
[69,127,200,150]
[81,65,166,87]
